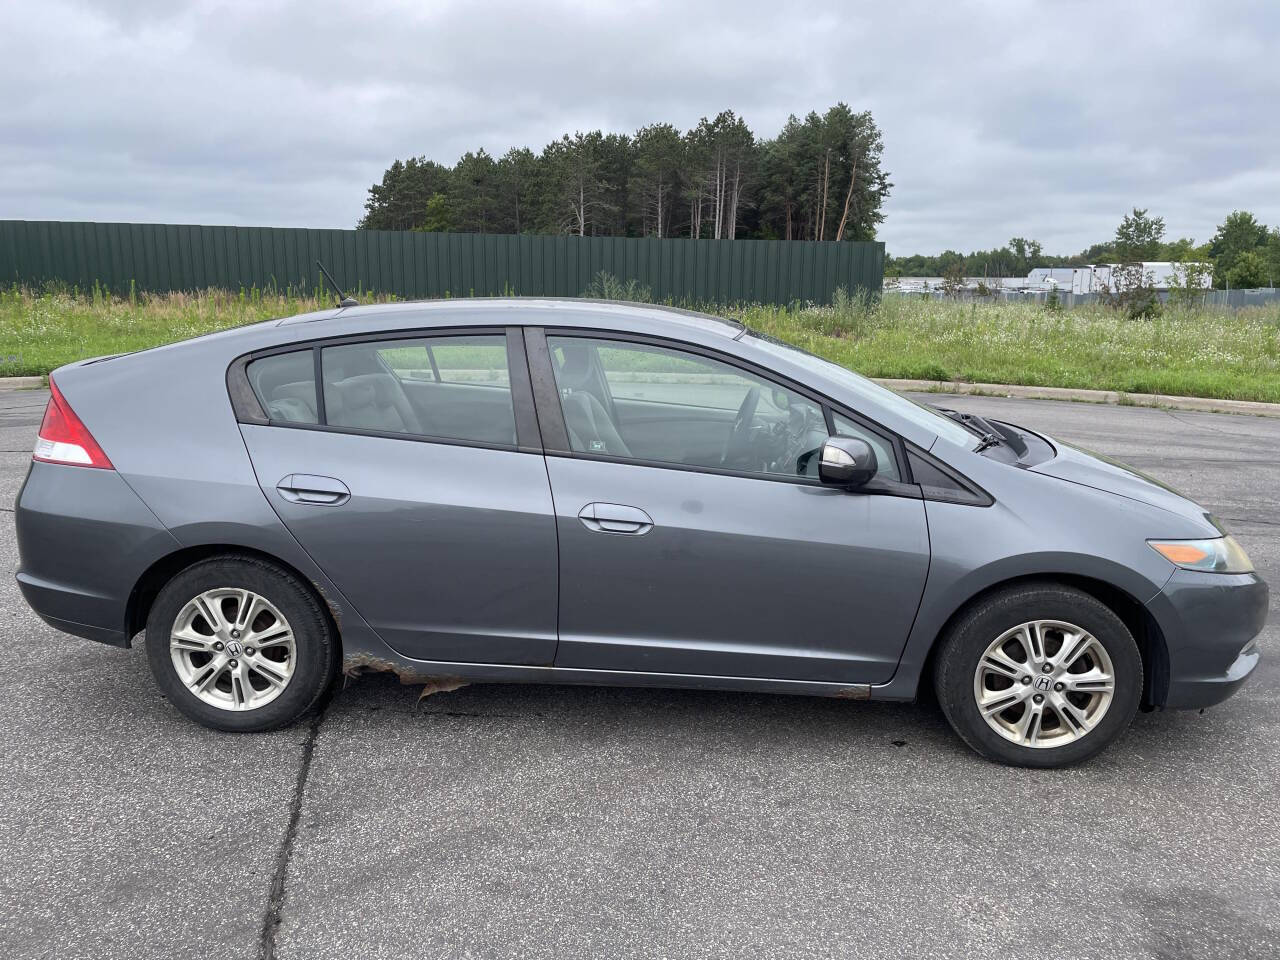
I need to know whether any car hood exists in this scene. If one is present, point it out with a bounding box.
[1027,436,1219,531]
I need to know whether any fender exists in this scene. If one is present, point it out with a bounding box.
[873,549,1174,701]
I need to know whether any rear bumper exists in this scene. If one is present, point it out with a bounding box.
[1146,569,1268,709]
[20,599,130,648]
[15,461,179,647]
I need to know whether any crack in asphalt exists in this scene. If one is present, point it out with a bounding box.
[1222,516,1280,528]
[258,696,331,960]
[1128,458,1280,466]
[1162,407,1279,439]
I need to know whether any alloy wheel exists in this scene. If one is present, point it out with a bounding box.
[169,587,297,711]
[972,619,1116,748]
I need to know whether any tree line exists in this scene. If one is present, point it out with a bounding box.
[887,208,1280,289]
[358,105,891,243]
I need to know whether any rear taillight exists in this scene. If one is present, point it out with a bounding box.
[33,377,114,469]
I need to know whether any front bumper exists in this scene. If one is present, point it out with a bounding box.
[1146,569,1268,709]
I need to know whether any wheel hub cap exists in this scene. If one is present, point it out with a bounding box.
[169,588,297,712]
[973,619,1116,749]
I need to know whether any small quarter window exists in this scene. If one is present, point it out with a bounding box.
[247,350,318,424]
[906,447,990,505]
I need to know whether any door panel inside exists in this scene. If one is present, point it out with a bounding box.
[399,379,517,446]
[612,397,736,464]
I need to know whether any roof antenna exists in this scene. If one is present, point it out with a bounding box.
[316,260,359,308]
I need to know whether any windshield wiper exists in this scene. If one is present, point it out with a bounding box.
[934,407,1003,443]
[932,405,1019,455]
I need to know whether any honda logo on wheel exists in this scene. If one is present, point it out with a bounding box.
[1033,675,1052,691]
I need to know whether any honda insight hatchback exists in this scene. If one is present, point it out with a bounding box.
[16,299,1267,766]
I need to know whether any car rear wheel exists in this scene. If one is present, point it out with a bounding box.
[933,583,1142,767]
[145,556,337,731]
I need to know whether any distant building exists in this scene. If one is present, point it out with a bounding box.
[884,262,1212,296]
[1026,268,1076,287]
[1071,263,1212,294]
[884,276,1032,294]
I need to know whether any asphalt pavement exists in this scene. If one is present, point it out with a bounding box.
[1,385,1277,959]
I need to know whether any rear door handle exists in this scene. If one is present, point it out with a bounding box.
[276,474,351,506]
[578,502,654,536]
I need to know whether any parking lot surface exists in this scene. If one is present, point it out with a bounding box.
[1,385,1277,959]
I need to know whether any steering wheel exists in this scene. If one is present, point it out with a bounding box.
[720,386,761,467]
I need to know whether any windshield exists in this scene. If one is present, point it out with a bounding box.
[741,331,977,448]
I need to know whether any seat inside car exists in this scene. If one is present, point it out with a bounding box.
[249,351,318,423]
[556,343,632,457]
[325,373,424,434]
[268,381,319,422]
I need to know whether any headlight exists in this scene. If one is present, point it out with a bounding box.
[1148,536,1254,573]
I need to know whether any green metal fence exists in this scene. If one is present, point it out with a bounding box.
[0,220,883,306]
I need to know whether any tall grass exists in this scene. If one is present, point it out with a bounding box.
[732,294,1280,403]
[0,286,398,378]
[2,285,1277,403]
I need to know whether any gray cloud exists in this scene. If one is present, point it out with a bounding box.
[2,0,1276,254]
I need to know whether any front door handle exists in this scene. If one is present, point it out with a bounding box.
[276,474,351,506]
[578,502,654,536]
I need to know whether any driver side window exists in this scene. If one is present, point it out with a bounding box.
[546,336,829,479]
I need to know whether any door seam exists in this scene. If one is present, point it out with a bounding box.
[538,451,564,668]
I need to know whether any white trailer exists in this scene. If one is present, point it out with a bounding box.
[1070,263,1211,294]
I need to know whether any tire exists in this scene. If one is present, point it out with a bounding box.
[933,582,1142,768]
[145,555,338,732]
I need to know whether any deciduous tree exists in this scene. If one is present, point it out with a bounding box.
[1113,208,1165,262]
[1265,228,1280,287]
[1225,250,1266,290]
[1210,211,1269,287]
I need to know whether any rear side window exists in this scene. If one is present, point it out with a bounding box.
[321,335,516,446]
[247,350,317,424]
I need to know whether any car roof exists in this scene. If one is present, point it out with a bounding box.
[276,297,745,339]
[74,294,948,453]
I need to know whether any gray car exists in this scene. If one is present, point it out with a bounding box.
[15,299,1267,766]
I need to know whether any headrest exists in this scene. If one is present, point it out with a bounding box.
[557,342,595,391]
[332,374,394,408]
[254,353,313,397]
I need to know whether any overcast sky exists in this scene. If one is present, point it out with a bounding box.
[3,0,1277,255]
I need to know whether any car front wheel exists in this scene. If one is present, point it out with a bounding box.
[933,583,1142,767]
[145,556,337,731]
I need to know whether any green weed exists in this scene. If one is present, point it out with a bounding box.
[2,286,1278,403]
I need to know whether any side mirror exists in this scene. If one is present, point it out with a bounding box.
[819,436,877,488]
